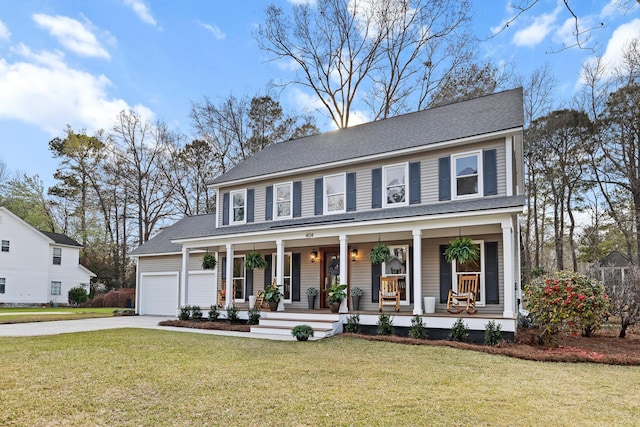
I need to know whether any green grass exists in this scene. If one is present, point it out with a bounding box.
[0,330,638,426]
[0,307,118,323]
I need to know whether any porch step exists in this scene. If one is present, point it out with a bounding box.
[251,311,343,339]
[250,324,333,339]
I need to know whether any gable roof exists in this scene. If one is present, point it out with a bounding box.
[130,213,217,256]
[211,88,524,185]
[39,231,82,247]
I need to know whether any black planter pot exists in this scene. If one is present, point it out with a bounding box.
[268,301,278,312]
[351,295,361,311]
[330,302,340,313]
[307,295,316,309]
[296,335,309,341]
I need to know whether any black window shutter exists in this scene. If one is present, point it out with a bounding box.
[485,242,500,304]
[265,186,273,221]
[371,168,382,208]
[439,245,452,303]
[245,267,253,301]
[409,246,414,303]
[438,157,451,201]
[264,254,273,289]
[293,181,302,218]
[292,253,301,301]
[222,192,230,225]
[409,162,421,205]
[314,178,323,215]
[221,257,227,280]
[346,172,356,212]
[246,189,254,223]
[483,149,498,196]
[371,262,382,303]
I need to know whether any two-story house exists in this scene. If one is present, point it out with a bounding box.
[133,88,525,339]
[0,206,96,306]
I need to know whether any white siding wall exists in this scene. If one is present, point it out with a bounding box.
[47,244,92,305]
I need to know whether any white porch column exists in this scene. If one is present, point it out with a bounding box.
[225,243,234,309]
[412,229,423,315]
[339,234,348,313]
[276,239,285,311]
[180,246,190,309]
[502,224,515,318]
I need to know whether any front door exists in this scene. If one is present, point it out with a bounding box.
[320,248,340,309]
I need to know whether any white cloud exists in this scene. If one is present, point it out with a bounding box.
[287,0,316,5]
[0,19,10,41]
[512,6,562,47]
[0,43,154,135]
[123,0,158,26]
[601,18,640,74]
[200,23,226,40]
[32,14,110,59]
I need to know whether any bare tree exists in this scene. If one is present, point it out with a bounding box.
[605,266,640,338]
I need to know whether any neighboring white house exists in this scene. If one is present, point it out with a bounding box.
[0,206,95,306]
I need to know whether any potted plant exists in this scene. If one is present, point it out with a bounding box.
[351,287,363,311]
[291,324,314,341]
[244,251,267,270]
[263,282,282,311]
[444,237,479,265]
[324,284,347,313]
[306,287,318,309]
[369,242,391,264]
[202,253,217,270]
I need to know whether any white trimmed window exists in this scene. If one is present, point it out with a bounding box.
[383,163,408,207]
[0,278,5,294]
[232,256,246,301]
[51,281,62,296]
[230,190,246,224]
[452,240,485,306]
[1,240,9,252]
[272,252,292,304]
[452,151,482,199]
[274,182,292,219]
[382,245,410,305]
[324,173,345,214]
[53,247,62,265]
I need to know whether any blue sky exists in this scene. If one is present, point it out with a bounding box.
[0,0,638,188]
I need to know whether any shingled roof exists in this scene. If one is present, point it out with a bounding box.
[130,213,217,256]
[39,231,82,247]
[211,88,524,185]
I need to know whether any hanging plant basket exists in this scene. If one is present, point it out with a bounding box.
[369,242,391,264]
[244,251,267,270]
[444,237,479,265]
[202,253,217,270]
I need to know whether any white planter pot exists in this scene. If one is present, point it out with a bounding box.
[424,297,436,314]
[248,295,256,309]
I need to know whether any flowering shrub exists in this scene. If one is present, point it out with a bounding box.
[525,271,609,345]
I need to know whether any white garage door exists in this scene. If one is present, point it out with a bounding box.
[140,273,179,316]
[186,272,216,308]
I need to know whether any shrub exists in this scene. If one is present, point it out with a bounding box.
[291,324,314,341]
[525,270,610,345]
[68,287,88,306]
[450,318,469,342]
[344,314,361,333]
[247,307,261,325]
[190,305,203,321]
[91,294,105,307]
[226,305,240,323]
[408,315,428,340]
[179,306,191,321]
[377,314,393,335]
[208,305,220,321]
[484,320,502,346]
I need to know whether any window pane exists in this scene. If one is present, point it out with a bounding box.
[276,185,290,201]
[457,176,478,195]
[1,240,9,252]
[387,185,405,204]
[0,278,5,294]
[384,247,407,275]
[233,193,244,207]
[327,194,344,212]
[233,257,245,278]
[277,202,290,217]
[325,175,344,195]
[233,207,244,221]
[456,156,477,177]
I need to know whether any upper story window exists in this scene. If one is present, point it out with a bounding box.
[324,173,345,214]
[53,247,62,265]
[274,182,292,219]
[452,151,482,199]
[1,240,9,252]
[51,281,61,296]
[383,163,408,207]
[231,189,246,224]
[0,277,5,294]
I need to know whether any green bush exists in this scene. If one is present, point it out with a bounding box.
[408,315,428,340]
[247,307,261,325]
[525,271,610,345]
[208,305,220,321]
[179,306,191,321]
[190,306,203,321]
[68,286,88,307]
[484,320,502,346]
[291,324,314,341]
[344,314,361,333]
[377,314,393,335]
[226,305,240,323]
[450,318,469,342]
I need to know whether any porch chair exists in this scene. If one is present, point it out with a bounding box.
[378,276,401,312]
[217,280,237,308]
[253,278,277,310]
[446,274,479,314]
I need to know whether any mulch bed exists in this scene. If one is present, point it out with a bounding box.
[157,320,639,365]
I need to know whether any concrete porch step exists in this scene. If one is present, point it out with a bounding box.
[259,318,336,329]
[250,324,333,339]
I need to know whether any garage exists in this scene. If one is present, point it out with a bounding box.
[186,271,217,308]
[139,272,179,316]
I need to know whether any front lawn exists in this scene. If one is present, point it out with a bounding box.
[0,329,638,426]
[0,307,118,323]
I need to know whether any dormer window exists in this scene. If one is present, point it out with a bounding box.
[230,189,246,224]
[452,151,482,199]
[274,182,292,219]
[324,173,345,214]
[383,163,408,207]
